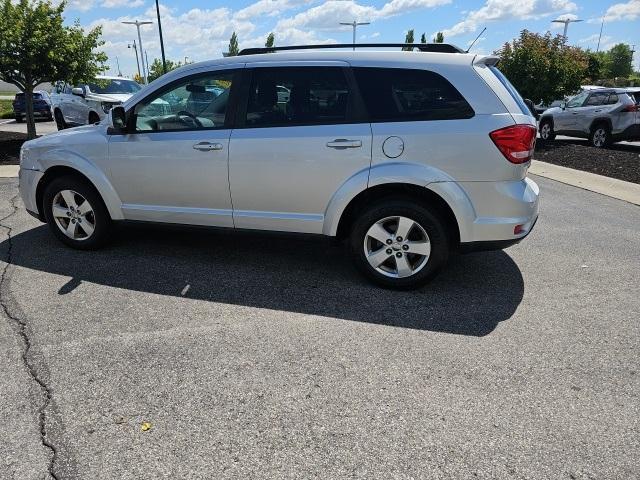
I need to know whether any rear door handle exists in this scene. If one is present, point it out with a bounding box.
[326,139,362,149]
[193,142,224,151]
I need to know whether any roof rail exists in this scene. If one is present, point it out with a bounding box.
[238,43,465,56]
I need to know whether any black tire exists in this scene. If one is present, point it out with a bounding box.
[589,123,611,148]
[15,116,23,123]
[539,119,555,142]
[54,109,66,130]
[42,175,112,250]
[88,112,100,124]
[349,199,450,290]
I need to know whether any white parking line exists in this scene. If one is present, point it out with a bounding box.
[0,119,15,125]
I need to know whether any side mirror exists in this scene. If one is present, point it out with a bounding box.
[71,87,85,97]
[108,106,127,134]
[561,102,567,110]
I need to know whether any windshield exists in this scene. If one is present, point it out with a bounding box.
[88,79,141,95]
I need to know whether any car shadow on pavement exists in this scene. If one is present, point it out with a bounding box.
[5,224,525,337]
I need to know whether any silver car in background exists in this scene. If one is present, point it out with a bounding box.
[538,88,640,148]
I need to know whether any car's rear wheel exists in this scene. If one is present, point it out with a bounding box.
[590,123,610,148]
[349,200,449,289]
[54,109,66,130]
[539,119,555,142]
[42,176,112,250]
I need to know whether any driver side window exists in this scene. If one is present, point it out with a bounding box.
[134,70,235,132]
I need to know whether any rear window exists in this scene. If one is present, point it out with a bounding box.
[489,66,531,115]
[15,93,43,99]
[353,67,474,122]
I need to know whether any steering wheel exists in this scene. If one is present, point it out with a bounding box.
[176,110,203,128]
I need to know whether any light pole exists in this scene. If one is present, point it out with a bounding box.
[339,20,370,50]
[154,0,167,74]
[127,40,141,80]
[551,17,583,42]
[122,20,153,84]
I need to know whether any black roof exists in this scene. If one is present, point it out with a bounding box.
[238,43,465,56]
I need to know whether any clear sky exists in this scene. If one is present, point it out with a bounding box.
[58,0,640,78]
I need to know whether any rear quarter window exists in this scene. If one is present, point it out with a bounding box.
[488,66,531,116]
[353,67,474,122]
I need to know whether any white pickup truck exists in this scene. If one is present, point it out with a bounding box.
[51,75,142,130]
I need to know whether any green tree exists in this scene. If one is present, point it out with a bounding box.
[265,32,275,48]
[433,32,444,43]
[606,43,633,78]
[496,30,587,105]
[147,58,182,82]
[584,50,609,82]
[402,29,414,51]
[420,33,426,44]
[0,0,107,138]
[228,31,239,56]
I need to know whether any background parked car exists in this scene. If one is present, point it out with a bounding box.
[534,85,605,117]
[50,76,142,130]
[12,91,53,122]
[538,87,640,147]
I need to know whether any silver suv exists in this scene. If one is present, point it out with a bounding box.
[539,88,640,148]
[19,44,539,289]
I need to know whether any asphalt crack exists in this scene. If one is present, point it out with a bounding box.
[0,193,60,480]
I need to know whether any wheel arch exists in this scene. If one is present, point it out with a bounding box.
[35,163,123,221]
[334,183,463,246]
[539,115,554,129]
[590,117,612,132]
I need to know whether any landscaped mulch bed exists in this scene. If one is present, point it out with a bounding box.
[535,139,640,184]
[0,131,29,165]
[2,131,639,184]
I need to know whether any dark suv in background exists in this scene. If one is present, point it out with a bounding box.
[12,91,53,122]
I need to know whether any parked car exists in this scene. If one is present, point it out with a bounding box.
[19,44,539,289]
[50,76,142,130]
[534,85,605,117]
[538,88,640,147]
[12,91,53,122]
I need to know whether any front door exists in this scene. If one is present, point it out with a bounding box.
[108,68,240,227]
[555,90,589,132]
[228,64,372,234]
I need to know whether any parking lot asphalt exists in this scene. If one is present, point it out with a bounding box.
[1,176,639,479]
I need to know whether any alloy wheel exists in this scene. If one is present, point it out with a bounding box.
[593,128,607,147]
[52,190,96,240]
[540,123,551,139]
[363,216,431,278]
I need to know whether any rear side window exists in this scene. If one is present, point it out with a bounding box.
[488,66,531,115]
[245,67,351,128]
[353,67,474,122]
[585,92,608,106]
[605,93,618,105]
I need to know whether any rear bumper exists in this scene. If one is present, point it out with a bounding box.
[457,176,539,244]
[459,216,538,253]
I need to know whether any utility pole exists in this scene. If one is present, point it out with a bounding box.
[115,56,122,77]
[596,16,604,52]
[128,40,141,80]
[155,0,167,74]
[145,50,150,80]
[122,20,153,84]
[339,20,370,50]
[551,17,583,42]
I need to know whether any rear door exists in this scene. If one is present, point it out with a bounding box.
[577,91,609,132]
[228,63,372,234]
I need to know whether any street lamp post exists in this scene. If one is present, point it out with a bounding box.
[122,20,153,84]
[127,40,141,80]
[551,17,583,42]
[154,0,167,74]
[339,20,370,50]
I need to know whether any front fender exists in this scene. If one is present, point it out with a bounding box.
[38,150,124,220]
[322,162,475,240]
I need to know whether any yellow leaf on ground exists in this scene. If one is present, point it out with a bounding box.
[141,422,152,432]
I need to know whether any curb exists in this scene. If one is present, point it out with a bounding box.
[0,165,19,178]
[529,160,640,206]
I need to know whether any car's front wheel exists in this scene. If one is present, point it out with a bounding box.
[54,109,66,130]
[349,200,449,289]
[539,119,555,142]
[42,176,112,250]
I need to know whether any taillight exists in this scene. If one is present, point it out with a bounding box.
[622,104,639,112]
[489,124,537,164]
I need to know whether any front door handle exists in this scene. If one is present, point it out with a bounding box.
[326,139,362,149]
[193,142,224,151]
